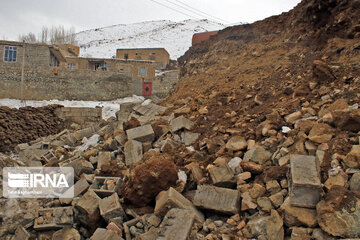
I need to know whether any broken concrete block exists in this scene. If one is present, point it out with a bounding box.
[157,208,196,240]
[90,228,123,240]
[73,126,96,141]
[192,185,241,215]
[170,116,194,132]
[34,207,74,230]
[208,163,236,187]
[115,133,128,146]
[226,136,248,151]
[52,228,81,240]
[106,222,123,235]
[75,190,101,231]
[97,151,112,169]
[289,155,321,208]
[15,143,29,153]
[124,140,143,166]
[155,187,204,222]
[181,130,199,145]
[13,225,30,240]
[89,176,121,198]
[99,193,125,222]
[126,124,155,142]
[60,177,90,205]
[244,145,272,164]
[160,138,180,152]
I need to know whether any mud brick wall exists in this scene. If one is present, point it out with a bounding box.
[0,66,134,101]
[153,70,180,98]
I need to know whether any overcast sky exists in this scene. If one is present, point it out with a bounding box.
[0,0,301,41]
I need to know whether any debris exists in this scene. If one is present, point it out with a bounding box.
[126,124,155,142]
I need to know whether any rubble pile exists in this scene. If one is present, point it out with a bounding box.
[0,0,360,239]
[0,105,64,152]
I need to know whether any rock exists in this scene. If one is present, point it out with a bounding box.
[126,124,155,142]
[123,152,178,207]
[198,106,208,114]
[181,131,199,145]
[243,145,272,164]
[280,197,317,227]
[317,186,360,238]
[170,116,194,132]
[241,191,258,211]
[240,161,264,174]
[228,157,242,174]
[97,151,111,169]
[90,228,122,240]
[266,210,284,240]
[350,172,360,191]
[99,193,125,222]
[236,172,251,182]
[332,109,360,132]
[249,184,266,199]
[247,215,270,237]
[289,155,321,208]
[266,180,281,194]
[324,169,348,190]
[208,164,236,187]
[52,228,81,240]
[124,140,143,167]
[344,145,360,168]
[226,136,248,151]
[13,226,30,240]
[312,60,336,82]
[308,123,334,144]
[269,191,285,208]
[75,190,101,232]
[285,111,302,124]
[192,185,241,215]
[257,197,273,212]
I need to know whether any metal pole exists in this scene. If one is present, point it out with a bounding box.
[20,40,25,103]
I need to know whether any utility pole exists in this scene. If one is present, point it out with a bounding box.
[20,40,26,103]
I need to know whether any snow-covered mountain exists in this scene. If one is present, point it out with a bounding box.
[75,19,225,60]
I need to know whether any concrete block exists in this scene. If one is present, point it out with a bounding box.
[208,163,236,187]
[34,207,74,230]
[155,187,204,222]
[126,124,155,142]
[289,155,321,208]
[75,190,101,229]
[170,116,194,132]
[115,133,127,146]
[60,177,90,205]
[73,126,96,141]
[15,143,29,153]
[124,140,143,166]
[89,176,121,198]
[157,208,196,240]
[181,130,199,145]
[97,151,112,169]
[192,185,241,215]
[99,193,125,222]
[68,159,94,177]
[90,228,123,240]
[13,226,30,240]
[52,228,81,240]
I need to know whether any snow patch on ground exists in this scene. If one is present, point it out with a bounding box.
[0,95,145,120]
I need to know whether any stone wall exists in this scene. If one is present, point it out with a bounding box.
[153,70,180,98]
[55,107,102,126]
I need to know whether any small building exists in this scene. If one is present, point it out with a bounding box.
[192,31,219,46]
[116,48,170,70]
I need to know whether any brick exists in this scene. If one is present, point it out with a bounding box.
[60,177,89,205]
[192,185,241,215]
[97,151,111,169]
[75,190,101,230]
[89,176,122,198]
[289,155,321,208]
[124,140,143,166]
[126,124,155,142]
[99,193,125,222]
[34,207,73,230]
[170,116,194,132]
[157,208,196,240]
[155,187,204,222]
[208,163,236,187]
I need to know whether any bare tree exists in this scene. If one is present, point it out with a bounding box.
[39,26,49,43]
[18,32,37,43]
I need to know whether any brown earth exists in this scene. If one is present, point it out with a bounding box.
[0,105,64,152]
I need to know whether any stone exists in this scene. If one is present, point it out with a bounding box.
[15,143,29,153]
[73,126,96,141]
[75,190,101,231]
[332,109,360,132]
[34,207,74,230]
[311,228,336,240]
[243,145,272,164]
[312,60,336,82]
[90,228,123,240]
[126,124,155,142]
[124,140,143,166]
[350,172,360,191]
[181,130,199,145]
[316,150,325,165]
[190,165,204,184]
[160,138,180,152]
[63,158,94,177]
[266,180,281,194]
[257,197,273,212]
[289,155,321,208]
[308,123,334,144]
[241,191,258,211]
[246,216,270,237]
[344,145,360,168]
[89,177,121,198]
[240,161,264,174]
[155,187,204,222]
[13,226,30,240]
[324,170,348,190]
[97,151,111,169]
[170,116,194,132]
[285,111,302,124]
[280,197,317,227]
[228,157,242,174]
[317,186,360,238]
[236,172,251,182]
[52,228,81,240]
[249,184,266,199]
[115,133,127,146]
[305,141,317,155]
[226,136,248,151]
[269,191,285,208]
[266,210,284,240]
[60,177,90,205]
[208,163,236,187]
[99,193,125,222]
[157,208,196,240]
[192,185,241,215]
[106,222,123,235]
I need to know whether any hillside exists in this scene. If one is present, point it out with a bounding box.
[75,19,225,59]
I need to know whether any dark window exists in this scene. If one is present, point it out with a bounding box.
[124,53,128,60]
[4,46,17,62]
[138,66,147,76]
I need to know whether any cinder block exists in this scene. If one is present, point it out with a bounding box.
[289,155,321,208]
[89,176,121,198]
[155,187,204,222]
[73,126,96,141]
[97,151,111,169]
[192,185,241,215]
[170,116,194,132]
[60,177,89,205]
[157,208,196,240]
[75,190,101,229]
[99,193,125,222]
[34,207,74,230]
[124,140,143,166]
[126,124,155,142]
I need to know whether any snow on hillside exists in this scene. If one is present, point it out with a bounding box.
[75,19,225,60]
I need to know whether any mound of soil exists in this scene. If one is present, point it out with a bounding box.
[0,105,64,152]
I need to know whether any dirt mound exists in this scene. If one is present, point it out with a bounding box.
[0,105,64,152]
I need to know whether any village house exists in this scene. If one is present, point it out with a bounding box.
[116,48,170,70]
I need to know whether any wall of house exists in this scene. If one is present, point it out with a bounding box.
[153,70,180,98]
[116,49,170,70]
[192,31,219,46]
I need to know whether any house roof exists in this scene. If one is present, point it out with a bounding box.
[116,47,169,53]
[49,47,67,62]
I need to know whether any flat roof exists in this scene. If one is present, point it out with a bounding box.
[66,56,155,64]
[116,47,168,51]
[0,40,49,47]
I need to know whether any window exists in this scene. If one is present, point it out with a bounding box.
[138,66,147,76]
[135,53,142,60]
[149,53,156,60]
[67,63,76,69]
[49,52,59,67]
[4,46,17,62]
[124,53,128,60]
